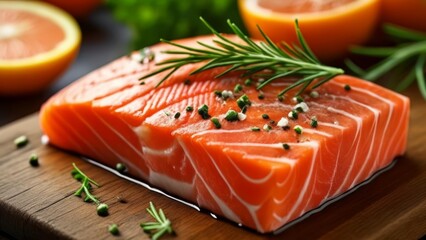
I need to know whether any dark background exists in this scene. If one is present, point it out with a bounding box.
[0,7,131,127]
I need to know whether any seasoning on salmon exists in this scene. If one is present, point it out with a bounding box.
[39,35,410,233]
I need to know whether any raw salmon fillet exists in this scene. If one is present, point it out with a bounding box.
[40,36,410,233]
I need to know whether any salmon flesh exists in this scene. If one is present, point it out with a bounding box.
[39,36,410,233]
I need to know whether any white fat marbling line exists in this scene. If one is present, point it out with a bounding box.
[139,91,156,116]
[302,128,333,138]
[148,170,194,200]
[330,95,380,187]
[330,82,397,174]
[273,141,319,223]
[336,82,409,182]
[309,101,363,195]
[94,112,148,178]
[227,154,279,184]
[250,101,292,109]
[72,108,148,178]
[165,81,182,104]
[191,128,255,138]
[96,112,145,158]
[205,150,263,231]
[317,121,346,130]
[270,82,293,87]
[177,138,242,226]
[316,121,344,199]
[207,142,297,166]
[273,177,296,204]
[141,141,178,156]
[54,112,100,156]
[149,87,166,110]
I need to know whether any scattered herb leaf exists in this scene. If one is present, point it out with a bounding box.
[236,94,251,110]
[197,104,211,119]
[224,110,239,122]
[211,117,222,129]
[251,126,261,131]
[140,202,174,240]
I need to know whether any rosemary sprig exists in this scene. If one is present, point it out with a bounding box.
[140,17,344,97]
[72,163,101,204]
[346,24,426,99]
[140,202,174,240]
[71,163,109,216]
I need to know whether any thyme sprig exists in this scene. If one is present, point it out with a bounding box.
[346,24,426,99]
[140,17,344,97]
[140,202,174,240]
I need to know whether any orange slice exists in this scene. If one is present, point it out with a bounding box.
[238,0,380,62]
[381,0,426,33]
[0,1,81,95]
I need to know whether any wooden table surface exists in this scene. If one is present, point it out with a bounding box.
[0,87,425,240]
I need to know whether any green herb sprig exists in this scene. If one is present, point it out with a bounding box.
[71,163,109,216]
[346,24,426,99]
[140,17,344,97]
[140,202,174,240]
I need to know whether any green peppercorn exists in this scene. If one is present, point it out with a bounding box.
[14,135,29,148]
[116,163,126,173]
[262,113,269,119]
[108,224,119,235]
[186,106,194,112]
[97,203,109,216]
[29,153,39,167]
[174,112,181,119]
[282,143,290,150]
[344,84,351,91]
[234,84,243,93]
[214,90,222,97]
[183,79,191,85]
[294,125,303,134]
[311,117,318,128]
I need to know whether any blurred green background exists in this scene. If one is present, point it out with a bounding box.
[106,0,245,50]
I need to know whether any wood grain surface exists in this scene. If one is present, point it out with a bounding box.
[0,88,425,240]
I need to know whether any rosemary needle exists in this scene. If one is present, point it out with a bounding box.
[140,17,344,97]
[346,24,426,99]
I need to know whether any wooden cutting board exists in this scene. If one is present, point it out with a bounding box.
[1,88,425,240]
